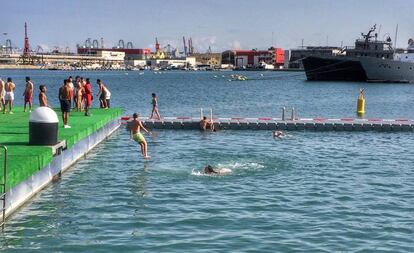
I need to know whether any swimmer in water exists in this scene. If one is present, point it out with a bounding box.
[203,165,232,175]
[204,165,218,174]
[273,130,284,138]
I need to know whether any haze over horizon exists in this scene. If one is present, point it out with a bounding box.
[2,0,414,53]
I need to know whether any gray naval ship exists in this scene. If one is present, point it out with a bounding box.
[360,38,414,83]
[303,25,414,83]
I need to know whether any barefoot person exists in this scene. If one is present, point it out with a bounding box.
[59,79,72,128]
[3,77,15,114]
[83,78,93,116]
[23,76,34,112]
[150,93,161,119]
[130,113,151,159]
[39,85,48,107]
[0,77,4,111]
[96,79,110,109]
[75,77,84,111]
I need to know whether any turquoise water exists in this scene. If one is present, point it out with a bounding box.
[1,70,414,252]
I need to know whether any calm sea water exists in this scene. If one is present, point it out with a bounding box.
[0,70,413,252]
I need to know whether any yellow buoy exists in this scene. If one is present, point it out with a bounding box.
[357,88,365,115]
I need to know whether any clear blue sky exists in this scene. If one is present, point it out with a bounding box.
[1,0,413,53]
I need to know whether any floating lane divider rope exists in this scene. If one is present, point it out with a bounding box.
[120,116,414,132]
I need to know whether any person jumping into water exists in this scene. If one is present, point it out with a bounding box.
[150,93,161,120]
[130,113,151,159]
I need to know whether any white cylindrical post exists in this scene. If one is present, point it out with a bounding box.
[200,108,203,119]
[282,107,286,121]
[210,108,213,121]
[291,107,295,121]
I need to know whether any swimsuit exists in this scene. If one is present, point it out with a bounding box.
[4,91,14,101]
[133,132,145,144]
[24,93,32,103]
[60,99,71,112]
[83,83,92,107]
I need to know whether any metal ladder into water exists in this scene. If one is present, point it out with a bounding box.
[0,146,7,228]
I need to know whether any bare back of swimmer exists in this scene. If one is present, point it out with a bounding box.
[130,113,151,159]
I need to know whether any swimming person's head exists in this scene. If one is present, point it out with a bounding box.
[204,165,215,174]
[133,113,139,119]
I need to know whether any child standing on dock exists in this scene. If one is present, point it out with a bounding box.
[150,93,161,120]
[23,76,34,112]
[39,85,48,107]
[130,113,151,159]
[3,77,15,114]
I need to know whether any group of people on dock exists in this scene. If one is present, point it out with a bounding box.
[0,75,111,128]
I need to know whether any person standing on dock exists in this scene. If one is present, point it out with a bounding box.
[59,79,72,128]
[39,85,48,107]
[150,93,161,120]
[68,76,74,109]
[83,78,93,116]
[76,77,84,111]
[130,113,151,159]
[96,79,110,109]
[23,76,34,112]
[0,77,4,111]
[3,77,15,114]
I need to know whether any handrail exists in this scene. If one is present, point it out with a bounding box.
[0,145,7,229]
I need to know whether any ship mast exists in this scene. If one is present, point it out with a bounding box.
[393,24,398,53]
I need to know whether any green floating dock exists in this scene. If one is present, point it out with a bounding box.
[0,107,122,191]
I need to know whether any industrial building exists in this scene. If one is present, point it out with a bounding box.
[192,53,222,68]
[221,47,285,69]
[77,47,151,60]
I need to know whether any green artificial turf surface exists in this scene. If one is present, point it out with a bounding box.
[0,107,122,190]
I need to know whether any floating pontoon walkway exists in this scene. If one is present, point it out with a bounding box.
[133,117,414,132]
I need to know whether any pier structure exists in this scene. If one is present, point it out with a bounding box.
[0,108,122,223]
[129,116,414,132]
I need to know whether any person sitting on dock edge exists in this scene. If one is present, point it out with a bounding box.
[130,113,152,159]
